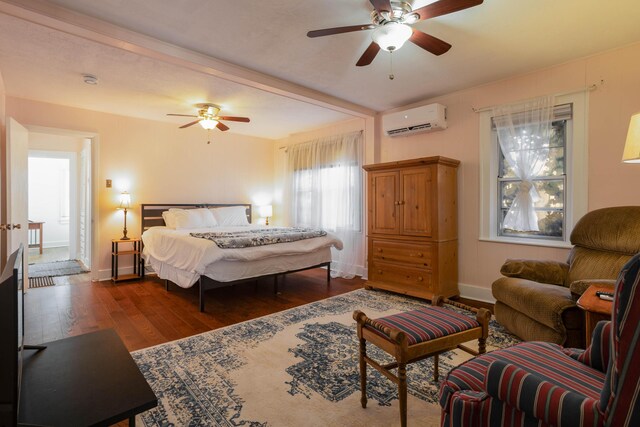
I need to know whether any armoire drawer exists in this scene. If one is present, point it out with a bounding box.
[371,240,432,268]
[369,261,432,292]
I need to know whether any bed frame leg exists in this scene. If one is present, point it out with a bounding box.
[199,277,205,312]
[274,275,279,294]
[165,279,169,291]
[327,262,331,286]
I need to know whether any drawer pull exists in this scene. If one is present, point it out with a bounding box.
[410,252,424,258]
[377,248,383,252]
[378,270,383,274]
[417,276,424,282]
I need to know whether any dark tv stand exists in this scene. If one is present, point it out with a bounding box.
[19,329,157,426]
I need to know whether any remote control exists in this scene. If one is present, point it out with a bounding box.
[599,294,614,301]
[595,291,614,298]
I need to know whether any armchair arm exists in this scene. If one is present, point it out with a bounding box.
[500,259,569,286]
[569,279,615,298]
[566,321,611,373]
[485,360,602,426]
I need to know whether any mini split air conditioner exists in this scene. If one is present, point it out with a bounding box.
[383,103,447,137]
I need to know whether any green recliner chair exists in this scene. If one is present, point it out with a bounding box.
[492,205,640,348]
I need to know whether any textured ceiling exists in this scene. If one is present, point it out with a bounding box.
[1,0,640,138]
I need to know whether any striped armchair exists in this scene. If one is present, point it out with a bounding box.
[439,252,640,426]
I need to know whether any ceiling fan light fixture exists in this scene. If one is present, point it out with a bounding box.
[199,118,219,130]
[372,22,412,52]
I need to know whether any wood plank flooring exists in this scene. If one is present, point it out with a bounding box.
[24,269,365,351]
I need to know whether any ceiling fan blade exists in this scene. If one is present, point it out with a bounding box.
[369,0,392,13]
[356,42,381,67]
[218,116,250,123]
[409,30,452,56]
[167,113,198,117]
[413,0,483,21]
[179,119,202,129]
[307,24,375,38]
[216,122,230,132]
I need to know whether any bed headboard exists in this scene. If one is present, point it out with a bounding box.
[140,203,252,234]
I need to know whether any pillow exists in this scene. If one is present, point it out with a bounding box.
[162,210,178,229]
[164,208,217,229]
[211,206,250,226]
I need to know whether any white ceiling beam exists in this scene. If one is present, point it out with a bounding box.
[0,0,377,118]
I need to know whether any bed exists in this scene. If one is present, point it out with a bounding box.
[140,203,343,312]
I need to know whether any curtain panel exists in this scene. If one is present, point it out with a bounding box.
[285,131,364,278]
[492,96,555,232]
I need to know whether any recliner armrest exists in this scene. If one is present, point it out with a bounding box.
[485,360,602,425]
[569,279,615,298]
[500,259,569,286]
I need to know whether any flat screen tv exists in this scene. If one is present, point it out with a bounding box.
[0,244,24,427]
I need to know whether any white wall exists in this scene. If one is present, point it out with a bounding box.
[28,156,71,248]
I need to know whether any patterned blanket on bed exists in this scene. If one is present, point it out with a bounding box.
[190,227,327,249]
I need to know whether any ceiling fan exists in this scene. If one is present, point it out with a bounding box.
[307,0,483,67]
[167,103,250,133]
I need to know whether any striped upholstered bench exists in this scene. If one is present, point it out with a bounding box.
[353,297,491,427]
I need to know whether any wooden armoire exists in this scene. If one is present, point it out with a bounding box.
[363,156,460,300]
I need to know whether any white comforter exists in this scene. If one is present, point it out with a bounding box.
[142,225,343,277]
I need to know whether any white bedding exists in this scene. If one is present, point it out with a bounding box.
[141,225,343,288]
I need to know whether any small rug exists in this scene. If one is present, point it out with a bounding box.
[133,289,519,426]
[28,276,55,288]
[28,260,89,278]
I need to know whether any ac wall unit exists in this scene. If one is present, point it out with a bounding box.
[383,103,447,137]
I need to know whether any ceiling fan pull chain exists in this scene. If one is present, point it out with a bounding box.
[389,50,395,80]
[207,129,211,144]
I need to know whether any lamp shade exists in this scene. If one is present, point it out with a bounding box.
[372,22,413,52]
[623,112,640,163]
[119,191,131,209]
[259,205,273,218]
[199,119,219,130]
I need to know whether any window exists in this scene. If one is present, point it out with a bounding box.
[498,119,567,240]
[480,93,588,247]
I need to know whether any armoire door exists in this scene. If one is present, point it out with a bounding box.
[369,171,399,234]
[400,167,432,236]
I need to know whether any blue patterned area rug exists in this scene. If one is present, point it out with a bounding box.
[132,289,520,426]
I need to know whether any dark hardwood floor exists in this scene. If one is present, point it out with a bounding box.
[25,269,365,351]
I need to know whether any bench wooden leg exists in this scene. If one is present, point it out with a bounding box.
[398,362,407,427]
[359,337,368,408]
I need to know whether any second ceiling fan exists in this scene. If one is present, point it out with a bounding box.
[307,0,483,66]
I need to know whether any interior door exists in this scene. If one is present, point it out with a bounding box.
[6,117,29,282]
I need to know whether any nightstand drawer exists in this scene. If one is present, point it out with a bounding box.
[371,240,432,268]
[370,261,432,292]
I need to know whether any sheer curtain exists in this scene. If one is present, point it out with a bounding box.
[285,131,364,278]
[493,96,554,232]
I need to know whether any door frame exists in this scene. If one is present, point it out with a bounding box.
[25,125,100,281]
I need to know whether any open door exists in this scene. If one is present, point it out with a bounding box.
[6,117,29,284]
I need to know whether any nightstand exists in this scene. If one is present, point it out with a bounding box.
[111,238,144,282]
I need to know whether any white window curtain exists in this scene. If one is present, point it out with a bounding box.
[493,96,554,232]
[286,131,364,278]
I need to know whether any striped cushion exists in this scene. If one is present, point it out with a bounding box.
[570,321,611,373]
[366,306,480,346]
[440,341,606,426]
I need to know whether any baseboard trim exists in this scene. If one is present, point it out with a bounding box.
[458,282,495,304]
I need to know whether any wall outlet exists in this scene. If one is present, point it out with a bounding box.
[106,179,112,188]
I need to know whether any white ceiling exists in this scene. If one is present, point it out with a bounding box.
[2,0,640,138]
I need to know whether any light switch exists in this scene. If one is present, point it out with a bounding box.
[106,179,112,188]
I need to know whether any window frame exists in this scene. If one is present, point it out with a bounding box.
[479,92,588,248]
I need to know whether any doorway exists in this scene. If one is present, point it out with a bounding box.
[26,131,92,284]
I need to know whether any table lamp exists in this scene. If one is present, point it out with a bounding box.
[259,205,273,226]
[119,191,131,240]
[623,112,640,163]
